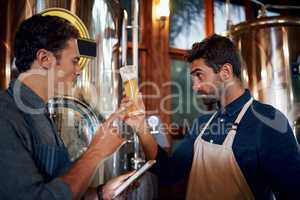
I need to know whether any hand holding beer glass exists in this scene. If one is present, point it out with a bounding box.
[120,65,145,116]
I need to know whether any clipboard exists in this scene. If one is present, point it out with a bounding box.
[112,160,156,199]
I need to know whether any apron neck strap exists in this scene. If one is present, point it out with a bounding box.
[199,112,218,137]
[199,97,254,138]
[223,97,253,148]
[233,97,253,126]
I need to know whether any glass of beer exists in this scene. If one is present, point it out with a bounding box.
[120,65,144,115]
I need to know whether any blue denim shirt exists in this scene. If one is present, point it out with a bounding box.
[151,90,300,200]
[0,80,72,199]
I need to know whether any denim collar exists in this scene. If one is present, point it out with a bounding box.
[221,89,252,117]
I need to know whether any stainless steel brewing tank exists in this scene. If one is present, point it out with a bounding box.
[229,16,300,136]
[72,0,128,182]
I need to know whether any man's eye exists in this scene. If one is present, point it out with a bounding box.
[195,72,202,79]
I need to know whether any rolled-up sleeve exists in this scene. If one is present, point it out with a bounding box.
[0,119,72,200]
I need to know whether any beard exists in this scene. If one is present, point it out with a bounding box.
[193,89,220,107]
[192,79,223,108]
[201,95,218,106]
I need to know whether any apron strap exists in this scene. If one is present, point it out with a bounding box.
[223,98,253,148]
[199,112,218,138]
[233,98,253,125]
[197,97,253,147]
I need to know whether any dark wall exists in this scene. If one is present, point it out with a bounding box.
[0,0,8,90]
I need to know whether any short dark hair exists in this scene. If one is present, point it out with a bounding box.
[13,14,79,73]
[186,34,241,79]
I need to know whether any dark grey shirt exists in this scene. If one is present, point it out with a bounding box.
[0,80,72,200]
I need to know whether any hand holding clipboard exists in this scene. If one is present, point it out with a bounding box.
[111,160,156,199]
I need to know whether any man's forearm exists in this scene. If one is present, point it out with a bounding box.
[60,146,105,200]
[136,122,158,160]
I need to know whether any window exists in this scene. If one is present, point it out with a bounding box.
[170,0,205,49]
[214,0,245,34]
[171,59,205,130]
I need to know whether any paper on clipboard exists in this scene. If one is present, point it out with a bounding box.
[112,160,156,199]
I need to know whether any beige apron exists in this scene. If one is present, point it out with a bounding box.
[186,98,254,200]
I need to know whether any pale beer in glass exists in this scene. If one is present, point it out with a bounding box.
[120,65,144,115]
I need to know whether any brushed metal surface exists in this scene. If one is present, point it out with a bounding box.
[230,16,300,135]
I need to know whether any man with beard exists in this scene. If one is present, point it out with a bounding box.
[120,34,300,199]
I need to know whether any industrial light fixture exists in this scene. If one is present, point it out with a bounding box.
[156,0,170,21]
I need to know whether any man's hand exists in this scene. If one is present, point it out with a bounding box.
[61,113,126,200]
[89,113,125,158]
[118,94,148,134]
[102,171,137,200]
[117,94,158,160]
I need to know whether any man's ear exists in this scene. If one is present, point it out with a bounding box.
[36,49,55,70]
[219,63,234,82]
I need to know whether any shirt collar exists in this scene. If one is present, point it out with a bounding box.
[8,79,46,112]
[221,89,252,117]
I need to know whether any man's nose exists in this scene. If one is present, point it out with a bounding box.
[75,63,81,76]
[192,81,202,90]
